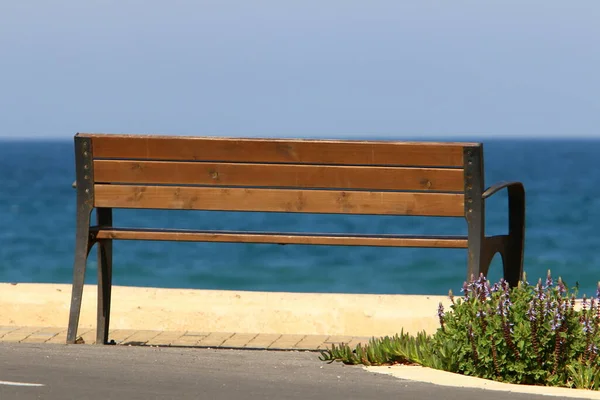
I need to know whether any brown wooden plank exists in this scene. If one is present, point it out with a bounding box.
[92,228,469,248]
[93,185,465,216]
[93,160,465,192]
[81,133,473,167]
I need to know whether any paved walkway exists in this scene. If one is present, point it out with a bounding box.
[0,325,370,350]
[4,326,598,399]
[2,342,568,400]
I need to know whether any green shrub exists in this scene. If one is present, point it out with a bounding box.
[319,271,600,390]
[318,330,437,367]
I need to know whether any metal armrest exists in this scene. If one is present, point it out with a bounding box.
[481,181,525,236]
[482,181,524,199]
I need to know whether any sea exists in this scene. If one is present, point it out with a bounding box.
[1,138,599,297]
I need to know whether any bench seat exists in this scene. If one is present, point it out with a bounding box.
[91,227,470,248]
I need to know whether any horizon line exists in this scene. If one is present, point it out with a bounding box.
[1,133,599,141]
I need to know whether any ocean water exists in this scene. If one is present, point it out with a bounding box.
[1,138,599,297]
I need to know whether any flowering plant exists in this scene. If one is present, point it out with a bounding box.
[320,271,600,390]
[435,271,600,387]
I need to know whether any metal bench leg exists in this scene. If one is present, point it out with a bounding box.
[68,135,96,344]
[502,185,525,287]
[67,209,93,344]
[96,208,113,345]
[466,221,485,281]
[469,188,525,288]
[479,236,507,280]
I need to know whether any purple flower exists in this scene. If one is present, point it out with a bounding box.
[557,278,566,295]
[535,280,546,302]
[522,271,529,286]
[496,293,511,317]
[527,301,537,321]
[473,274,489,300]
[545,270,553,289]
[437,303,445,319]
[506,322,515,334]
[491,282,500,293]
[582,319,593,334]
[460,281,470,300]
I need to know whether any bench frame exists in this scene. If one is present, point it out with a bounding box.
[66,133,525,344]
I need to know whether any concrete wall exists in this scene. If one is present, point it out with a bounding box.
[0,283,450,336]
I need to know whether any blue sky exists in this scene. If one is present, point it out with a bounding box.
[1,1,599,140]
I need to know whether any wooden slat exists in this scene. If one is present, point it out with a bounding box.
[81,133,472,167]
[92,228,469,248]
[93,160,465,192]
[93,185,465,216]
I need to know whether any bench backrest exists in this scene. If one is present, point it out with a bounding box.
[75,133,484,218]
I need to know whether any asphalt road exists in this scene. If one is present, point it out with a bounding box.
[0,343,578,400]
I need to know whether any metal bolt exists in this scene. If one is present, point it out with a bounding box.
[83,151,88,157]
[85,189,90,194]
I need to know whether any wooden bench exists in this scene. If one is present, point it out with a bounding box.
[66,133,526,344]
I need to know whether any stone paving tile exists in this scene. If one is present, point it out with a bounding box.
[0,327,41,342]
[318,336,369,350]
[268,335,306,350]
[46,331,68,344]
[323,335,354,345]
[344,337,372,348]
[21,327,65,343]
[120,330,162,345]
[294,335,330,350]
[244,334,281,349]
[170,334,205,347]
[108,329,139,344]
[220,333,258,348]
[182,331,210,337]
[197,332,235,347]
[78,329,96,345]
[35,327,66,335]
[145,331,187,346]
[22,337,52,344]
[0,326,21,339]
